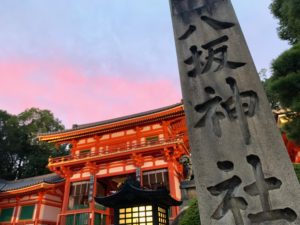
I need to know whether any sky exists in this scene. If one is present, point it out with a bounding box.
[0,0,290,128]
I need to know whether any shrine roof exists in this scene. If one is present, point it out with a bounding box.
[95,179,182,208]
[0,173,64,192]
[38,102,184,143]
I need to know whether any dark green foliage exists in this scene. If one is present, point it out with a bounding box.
[268,1,300,143]
[0,108,66,180]
[293,163,300,182]
[271,44,300,78]
[179,199,201,225]
[270,72,300,111]
[265,44,300,143]
[284,117,300,143]
[270,0,300,44]
[262,78,280,109]
[259,69,280,109]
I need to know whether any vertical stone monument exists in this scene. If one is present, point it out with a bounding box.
[169,0,300,224]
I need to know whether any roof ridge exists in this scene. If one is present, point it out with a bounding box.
[39,102,184,137]
[4,173,59,183]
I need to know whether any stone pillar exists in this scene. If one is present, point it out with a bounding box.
[179,180,196,209]
[169,0,300,224]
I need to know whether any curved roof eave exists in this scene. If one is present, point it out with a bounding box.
[0,173,64,193]
[38,102,184,143]
[95,180,182,208]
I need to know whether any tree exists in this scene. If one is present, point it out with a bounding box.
[0,108,66,180]
[0,110,24,180]
[270,0,300,44]
[265,44,300,143]
[266,1,300,144]
[259,69,280,109]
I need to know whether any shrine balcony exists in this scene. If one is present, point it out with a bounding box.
[48,135,189,168]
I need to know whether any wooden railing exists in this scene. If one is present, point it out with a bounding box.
[48,135,187,165]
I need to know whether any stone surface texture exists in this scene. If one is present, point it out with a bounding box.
[169,0,300,224]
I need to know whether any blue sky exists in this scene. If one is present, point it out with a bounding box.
[0,0,290,127]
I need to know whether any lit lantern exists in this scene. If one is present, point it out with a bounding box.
[95,179,181,225]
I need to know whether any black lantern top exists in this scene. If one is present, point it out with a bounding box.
[95,179,181,208]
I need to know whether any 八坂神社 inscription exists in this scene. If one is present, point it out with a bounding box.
[169,0,300,224]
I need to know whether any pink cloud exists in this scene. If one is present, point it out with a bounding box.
[0,59,182,128]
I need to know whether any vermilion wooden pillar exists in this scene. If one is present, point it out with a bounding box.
[164,148,178,219]
[12,197,20,225]
[88,163,97,225]
[61,169,72,224]
[34,192,44,225]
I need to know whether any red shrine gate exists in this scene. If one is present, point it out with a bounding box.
[39,103,190,225]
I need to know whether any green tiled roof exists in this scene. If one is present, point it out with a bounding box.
[0,173,64,192]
